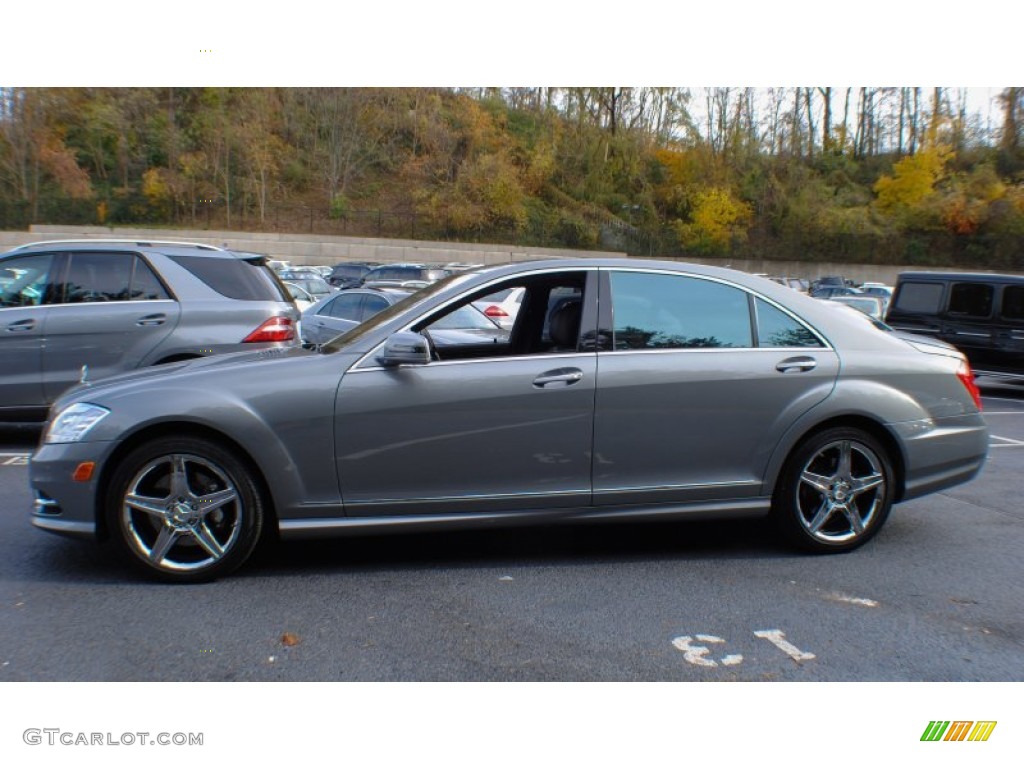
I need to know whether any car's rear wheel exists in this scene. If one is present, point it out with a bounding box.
[106,437,264,582]
[773,427,894,552]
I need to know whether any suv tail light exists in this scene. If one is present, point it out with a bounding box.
[483,305,508,318]
[956,359,982,411]
[242,316,295,343]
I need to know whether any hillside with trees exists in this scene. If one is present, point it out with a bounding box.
[1,87,1022,268]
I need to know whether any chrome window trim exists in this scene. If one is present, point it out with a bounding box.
[351,264,833,370]
[43,298,178,309]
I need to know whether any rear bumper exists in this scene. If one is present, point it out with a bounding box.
[892,413,989,501]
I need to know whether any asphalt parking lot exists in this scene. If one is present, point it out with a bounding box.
[0,381,1021,682]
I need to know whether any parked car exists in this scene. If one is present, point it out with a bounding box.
[277,268,324,282]
[1,240,299,422]
[825,295,885,320]
[472,286,525,330]
[300,287,507,346]
[327,262,376,289]
[769,276,810,293]
[278,275,333,301]
[885,271,1024,382]
[810,285,863,299]
[360,263,451,289]
[284,281,315,311]
[30,258,987,581]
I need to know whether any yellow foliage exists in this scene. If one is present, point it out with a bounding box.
[675,187,752,253]
[142,168,172,206]
[874,148,950,212]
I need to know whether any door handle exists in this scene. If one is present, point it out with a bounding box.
[533,367,584,388]
[775,356,817,373]
[6,319,35,332]
[136,313,167,326]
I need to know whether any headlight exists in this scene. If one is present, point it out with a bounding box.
[44,403,111,444]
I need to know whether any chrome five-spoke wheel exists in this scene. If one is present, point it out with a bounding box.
[108,438,263,581]
[774,428,894,552]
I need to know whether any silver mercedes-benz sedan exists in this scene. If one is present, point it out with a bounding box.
[29,259,989,582]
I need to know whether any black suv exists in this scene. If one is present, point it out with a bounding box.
[886,271,1024,381]
[326,262,376,289]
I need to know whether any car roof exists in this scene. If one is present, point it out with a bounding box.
[896,271,1024,283]
[1,239,254,261]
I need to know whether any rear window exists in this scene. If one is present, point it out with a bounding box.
[331,265,370,279]
[168,254,289,301]
[892,281,944,314]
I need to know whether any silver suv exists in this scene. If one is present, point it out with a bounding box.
[0,240,299,421]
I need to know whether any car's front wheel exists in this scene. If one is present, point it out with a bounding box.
[773,427,894,552]
[106,437,264,582]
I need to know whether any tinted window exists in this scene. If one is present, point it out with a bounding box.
[755,298,822,347]
[129,256,171,300]
[1002,286,1024,321]
[331,265,369,279]
[948,283,992,318]
[0,254,55,307]
[323,293,364,320]
[893,281,944,314]
[367,267,420,281]
[62,252,133,302]
[168,254,288,301]
[610,272,753,350]
[360,294,390,319]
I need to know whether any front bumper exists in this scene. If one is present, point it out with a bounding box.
[29,440,116,540]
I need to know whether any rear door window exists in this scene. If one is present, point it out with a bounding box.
[324,293,364,320]
[754,298,823,347]
[57,252,171,303]
[61,252,134,303]
[609,271,753,350]
[948,283,993,318]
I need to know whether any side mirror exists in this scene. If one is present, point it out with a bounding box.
[377,331,431,367]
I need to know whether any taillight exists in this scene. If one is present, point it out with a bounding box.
[242,316,295,343]
[483,305,508,318]
[956,359,982,411]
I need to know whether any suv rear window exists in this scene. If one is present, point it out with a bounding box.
[331,265,370,279]
[168,254,289,301]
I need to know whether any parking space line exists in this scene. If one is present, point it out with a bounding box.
[989,436,1024,448]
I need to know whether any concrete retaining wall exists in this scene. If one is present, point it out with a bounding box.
[1,225,623,266]
[2,225,1017,285]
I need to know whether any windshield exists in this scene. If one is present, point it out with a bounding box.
[320,272,474,353]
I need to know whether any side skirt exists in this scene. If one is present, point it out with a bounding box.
[278,498,771,541]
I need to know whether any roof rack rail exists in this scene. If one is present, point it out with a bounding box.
[8,239,225,251]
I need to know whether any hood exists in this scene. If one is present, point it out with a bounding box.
[56,346,316,407]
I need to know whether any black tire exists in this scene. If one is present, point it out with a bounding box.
[105,437,264,582]
[772,427,894,553]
